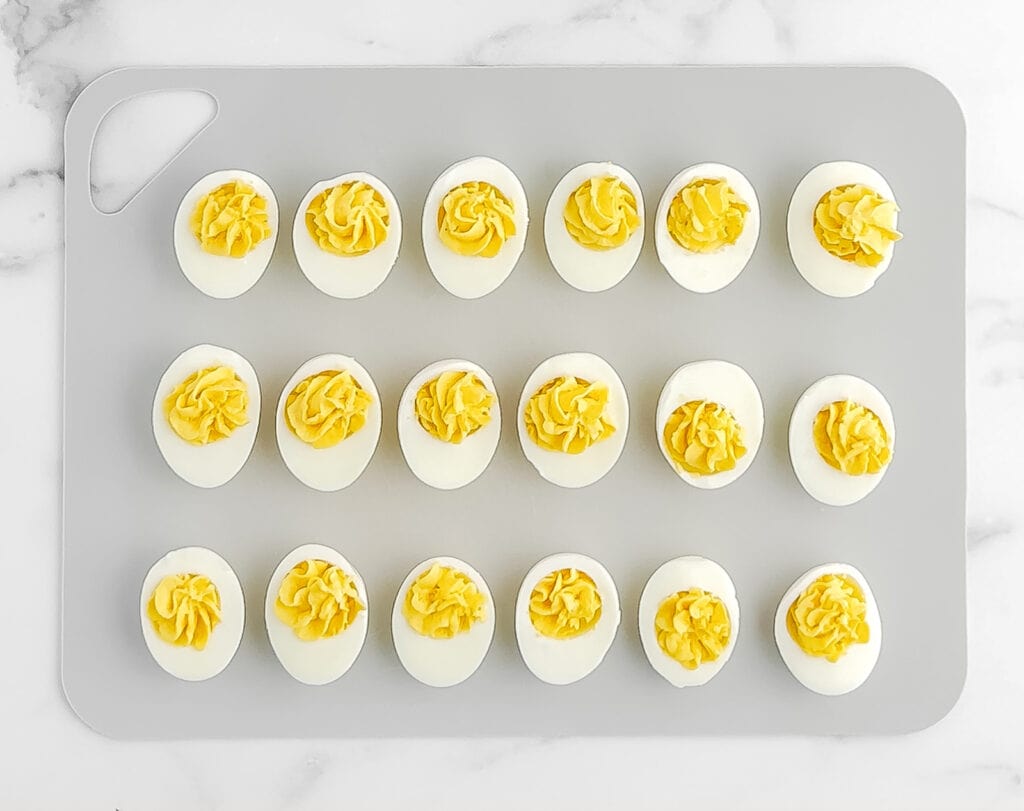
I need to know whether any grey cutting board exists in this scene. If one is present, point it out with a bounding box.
[62,66,966,738]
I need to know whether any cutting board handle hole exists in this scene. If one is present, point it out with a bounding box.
[89,89,217,214]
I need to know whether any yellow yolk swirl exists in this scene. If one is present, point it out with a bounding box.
[667,178,748,253]
[147,573,221,650]
[655,589,731,670]
[787,574,870,662]
[274,558,364,641]
[402,563,485,639]
[524,376,615,454]
[528,568,602,639]
[164,365,249,445]
[437,181,516,257]
[563,175,640,250]
[285,370,372,450]
[415,371,494,444]
[189,180,271,258]
[813,183,902,267]
[663,400,746,476]
[305,181,389,256]
[813,400,891,475]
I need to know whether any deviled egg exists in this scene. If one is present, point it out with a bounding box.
[788,161,902,298]
[173,169,278,298]
[775,563,881,696]
[789,374,895,506]
[518,352,629,488]
[293,172,401,299]
[153,343,260,488]
[638,556,739,687]
[515,553,620,685]
[544,162,644,292]
[656,360,764,489]
[276,354,381,492]
[140,546,244,681]
[422,156,528,299]
[392,557,495,687]
[397,359,500,490]
[655,163,759,293]
[265,543,368,685]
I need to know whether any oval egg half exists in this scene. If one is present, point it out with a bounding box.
[774,562,882,696]
[422,156,528,299]
[276,353,382,492]
[515,552,620,685]
[638,556,739,687]
[787,161,898,298]
[152,343,260,489]
[292,171,402,299]
[543,161,644,292]
[789,373,895,507]
[265,543,369,685]
[656,360,764,489]
[173,169,279,299]
[140,546,244,681]
[391,556,495,688]
[655,163,760,293]
[517,352,629,489]
[397,359,501,490]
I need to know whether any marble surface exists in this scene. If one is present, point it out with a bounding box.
[1,0,1021,808]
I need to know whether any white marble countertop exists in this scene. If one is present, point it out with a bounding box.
[1,1,1021,808]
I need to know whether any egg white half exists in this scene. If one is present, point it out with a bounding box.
[292,171,402,299]
[654,163,760,294]
[264,543,369,686]
[152,343,260,489]
[391,556,495,688]
[774,562,882,696]
[140,546,244,682]
[638,556,740,688]
[173,169,279,299]
[656,360,764,489]
[397,359,501,490]
[787,161,898,298]
[517,352,629,489]
[789,374,896,507]
[514,552,620,686]
[421,156,528,299]
[276,354,382,492]
[543,162,645,293]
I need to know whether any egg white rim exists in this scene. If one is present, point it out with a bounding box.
[421,156,528,299]
[514,552,621,686]
[788,374,896,507]
[774,562,882,696]
[391,556,495,688]
[152,343,261,489]
[654,163,760,294]
[787,161,898,298]
[397,359,501,491]
[516,352,630,489]
[173,168,279,299]
[139,546,244,682]
[543,161,645,293]
[264,543,369,686]
[638,556,740,688]
[292,171,402,299]
[655,360,764,489]
[275,353,382,492]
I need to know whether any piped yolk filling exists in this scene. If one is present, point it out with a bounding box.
[523,375,615,454]
[403,563,485,639]
[787,574,870,662]
[529,568,602,639]
[274,558,364,641]
[147,573,221,650]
